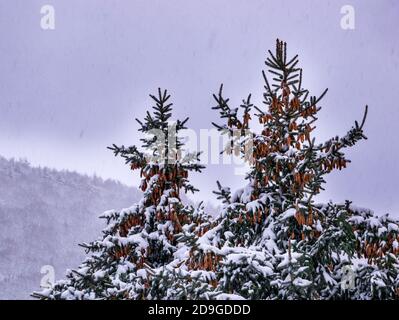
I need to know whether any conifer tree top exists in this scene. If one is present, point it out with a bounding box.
[33,40,399,301]
[108,88,205,198]
[212,39,368,213]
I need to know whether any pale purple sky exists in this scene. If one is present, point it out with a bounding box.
[1,0,398,216]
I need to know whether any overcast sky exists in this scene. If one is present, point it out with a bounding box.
[1,0,398,216]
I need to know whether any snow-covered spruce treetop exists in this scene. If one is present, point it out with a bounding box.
[164,39,399,300]
[32,41,399,300]
[33,89,211,300]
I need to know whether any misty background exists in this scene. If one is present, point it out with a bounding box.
[0,156,139,299]
[0,0,398,298]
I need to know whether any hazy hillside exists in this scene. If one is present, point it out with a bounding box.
[0,156,141,299]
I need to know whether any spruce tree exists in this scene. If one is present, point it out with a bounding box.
[33,41,399,300]
[33,89,209,300]
[181,39,399,300]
